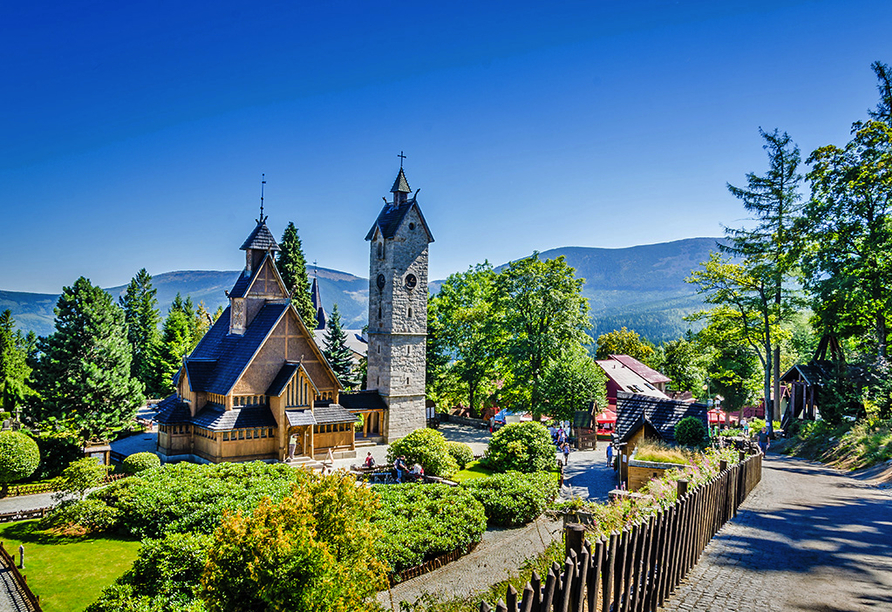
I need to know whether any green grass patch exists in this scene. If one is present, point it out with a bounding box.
[633,441,692,465]
[449,461,494,483]
[0,520,140,612]
[784,418,892,470]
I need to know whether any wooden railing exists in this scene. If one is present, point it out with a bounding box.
[479,452,762,612]
[0,541,42,611]
[391,542,478,584]
[3,472,129,499]
[0,507,50,525]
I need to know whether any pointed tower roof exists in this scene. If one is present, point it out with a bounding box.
[310,276,326,330]
[391,168,411,194]
[240,220,281,252]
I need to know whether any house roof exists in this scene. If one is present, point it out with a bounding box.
[313,403,361,425]
[614,392,708,445]
[185,359,217,393]
[285,410,317,427]
[338,390,388,412]
[365,199,434,242]
[609,354,671,385]
[154,394,192,424]
[597,359,668,398]
[780,361,869,386]
[240,220,280,252]
[187,302,288,395]
[190,403,278,431]
[228,269,255,299]
[265,362,301,397]
[313,329,368,358]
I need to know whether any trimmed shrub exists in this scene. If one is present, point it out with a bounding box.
[462,471,559,527]
[0,411,11,421]
[40,499,121,536]
[386,428,458,477]
[122,452,161,474]
[32,432,82,480]
[446,441,474,470]
[372,483,487,573]
[56,457,109,500]
[0,431,40,489]
[485,421,555,473]
[674,416,708,448]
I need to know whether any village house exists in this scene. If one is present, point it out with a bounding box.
[596,354,671,411]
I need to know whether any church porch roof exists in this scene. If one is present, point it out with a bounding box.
[154,394,192,424]
[286,410,317,427]
[191,403,278,431]
[313,403,362,425]
[338,390,388,412]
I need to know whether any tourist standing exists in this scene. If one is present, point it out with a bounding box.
[758,427,770,456]
[561,441,570,465]
[606,443,614,468]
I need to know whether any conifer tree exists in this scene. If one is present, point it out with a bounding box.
[322,304,357,388]
[34,277,143,442]
[154,294,195,395]
[119,269,161,395]
[0,310,34,419]
[277,222,317,327]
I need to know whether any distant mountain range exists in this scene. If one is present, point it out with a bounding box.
[0,237,722,342]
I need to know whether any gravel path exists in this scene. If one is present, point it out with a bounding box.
[659,453,892,612]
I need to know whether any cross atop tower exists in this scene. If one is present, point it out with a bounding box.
[397,150,406,168]
[258,174,267,223]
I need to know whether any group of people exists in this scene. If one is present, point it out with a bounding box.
[393,455,424,483]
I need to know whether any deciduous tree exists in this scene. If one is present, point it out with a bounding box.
[541,344,606,419]
[595,327,656,364]
[0,310,35,418]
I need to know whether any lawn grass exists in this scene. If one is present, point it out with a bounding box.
[633,440,692,465]
[0,520,140,612]
[450,461,494,483]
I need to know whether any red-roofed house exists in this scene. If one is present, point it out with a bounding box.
[596,355,671,411]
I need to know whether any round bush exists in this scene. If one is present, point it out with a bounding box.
[675,416,708,448]
[446,441,474,470]
[461,471,559,527]
[40,498,121,535]
[386,428,458,477]
[122,452,161,474]
[485,421,555,473]
[0,431,40,485]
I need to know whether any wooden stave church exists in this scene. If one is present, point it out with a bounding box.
[153,211,389,464]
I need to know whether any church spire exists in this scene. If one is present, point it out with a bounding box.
[391,167,411,204]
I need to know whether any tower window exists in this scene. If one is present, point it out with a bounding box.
[377,242,384,259]
[377,345,381,354]
[406,376,410,386]
[378,306,382,321]
[408,307,413,318]
[409,222,416,230]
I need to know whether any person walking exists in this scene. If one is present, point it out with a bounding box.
[561,441,570,465]
[606,443,614,469]
[758,427,770,457]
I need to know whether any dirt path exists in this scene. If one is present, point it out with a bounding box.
[659,453,892,612]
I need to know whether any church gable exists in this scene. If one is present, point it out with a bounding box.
[246,255,287,300]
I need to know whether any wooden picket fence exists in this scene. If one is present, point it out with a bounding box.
[480,452,762,612]
[0,541,42,611]
[3,473,129,499]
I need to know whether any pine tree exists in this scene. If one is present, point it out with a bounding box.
[119,269,161,395]
[277,222,317,327]
[0,310,34,419]
[322,304,357,388]
[154,294,195,396]
[34,277,144,442]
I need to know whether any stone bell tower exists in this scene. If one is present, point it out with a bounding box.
[365,167,434,442]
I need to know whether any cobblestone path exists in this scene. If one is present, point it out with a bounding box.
[0,558,30,612]
[659,454,892,612]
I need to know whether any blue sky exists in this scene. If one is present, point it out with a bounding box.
[2,0,890,292]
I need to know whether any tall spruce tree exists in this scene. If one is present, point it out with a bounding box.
[322,304,357,388]
[34,277,143,442]
[119,269,161,395]
[0,310,34,419]
[154,293,195,395]
[277,222,317,327]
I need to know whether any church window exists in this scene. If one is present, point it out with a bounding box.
[405,274,417,289]
[378,306,382,322]
[239,430,245,440]
[377,242,384,259]
[223,432,229,441]
[268,428,274,437]
[408,307,413,318]
[255,428,261,438]
[409,222,415,230]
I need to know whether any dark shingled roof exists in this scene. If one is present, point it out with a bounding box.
[154,394,192,424]
[338,390,388,412]
[365,200,434,242]
[228,269,254,299]
[191,403,278,431]
[240,221,281,252]
[286,410,317,427]
[188,303,288,395]
[391,168,411,193]
[614,392,708,445]
[266,362,301,397]
[313,403,361,425]
[780,361,869,386]
[185,359,217,393]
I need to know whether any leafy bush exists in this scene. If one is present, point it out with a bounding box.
[122,452,161,474]
[485,421,555,473]
[674,416,708,448]
[31,432,82,480]
[0,431,40,487]
[40,499,121,536]
[56,457,109,500]
[371,483,486,573]
[0,411,10,421]
[461,471,558,527]
[446,441,474,469]
[386,428,458,477]
[96,461,312,539]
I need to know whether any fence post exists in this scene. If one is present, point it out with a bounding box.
[565,524,585,561]
[719,459,727,472]
[530,571,542,612]
[676,479,689,498]
[19,544,24,569]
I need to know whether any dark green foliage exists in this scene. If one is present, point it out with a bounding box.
[58,457,109,500]
[445,441,474,469]
[321,303,357,388]
[119,269,162,396]
[0,431,40,484]
[540,344,607,420]
[277,222,317,327]
[386,428,458,477]
[31,432,82,480]
[485,421,556,474]
[371,483,486,573]
[87,533,212,612]
[96,461,311,539]
[653,334,705,394]
[0,310,34,417]
[40,498,120,534]
[34,277,144,441]
[154,294,198,396]
[461,471,558,527]
[816,366,864,425]
[674,416,708,448]
[596,327,655,364]
[122,452,161,474]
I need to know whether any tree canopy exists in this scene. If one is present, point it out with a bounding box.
[119,268,161,395]
[595,327,655,364]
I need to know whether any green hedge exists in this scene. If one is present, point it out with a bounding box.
[40,499,121,535]
[386,428,458,477]
[0,431,40,485]
[461,471,559,527]
[371,483,486,573]
[675,416,708,448]
[122,452,161,474]
[485,421,556,473]
[446,441,475,469]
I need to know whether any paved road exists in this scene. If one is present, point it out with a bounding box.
[659,454,892,612]
[0,560,31,612]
